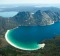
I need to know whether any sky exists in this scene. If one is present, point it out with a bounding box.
[0,0,60,5]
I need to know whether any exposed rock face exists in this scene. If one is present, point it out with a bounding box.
[12,8,60,26]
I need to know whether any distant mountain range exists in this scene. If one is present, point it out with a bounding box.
[0,5,60,12]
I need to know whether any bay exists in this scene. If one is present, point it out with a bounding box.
[5,22,60,50]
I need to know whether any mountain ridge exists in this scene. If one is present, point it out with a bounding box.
[12,7,60,26]
[0,7,60,27]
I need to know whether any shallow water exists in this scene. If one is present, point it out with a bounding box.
[5,22,60,50]
[0,12,18,17]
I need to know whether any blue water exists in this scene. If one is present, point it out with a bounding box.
[0,12,18,17]
[6,22,60,50]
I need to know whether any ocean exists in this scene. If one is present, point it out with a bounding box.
[0,12,18,17]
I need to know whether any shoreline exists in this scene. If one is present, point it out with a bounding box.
[5,30,45,50]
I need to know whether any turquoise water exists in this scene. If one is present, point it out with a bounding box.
[0,12,18,17]
[5,22,60,50]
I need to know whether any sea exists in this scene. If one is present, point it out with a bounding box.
[0,12,18,17]
[5,22,60,50]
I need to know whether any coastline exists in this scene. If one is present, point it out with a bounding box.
[5,29,45,50]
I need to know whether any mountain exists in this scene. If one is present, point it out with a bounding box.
[12,8,60,26]
[0,6,37,12]
[0,7,60,27]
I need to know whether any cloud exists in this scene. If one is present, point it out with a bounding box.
[0,0,60,4]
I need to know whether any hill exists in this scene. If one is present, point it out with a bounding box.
[12,8,60,26]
